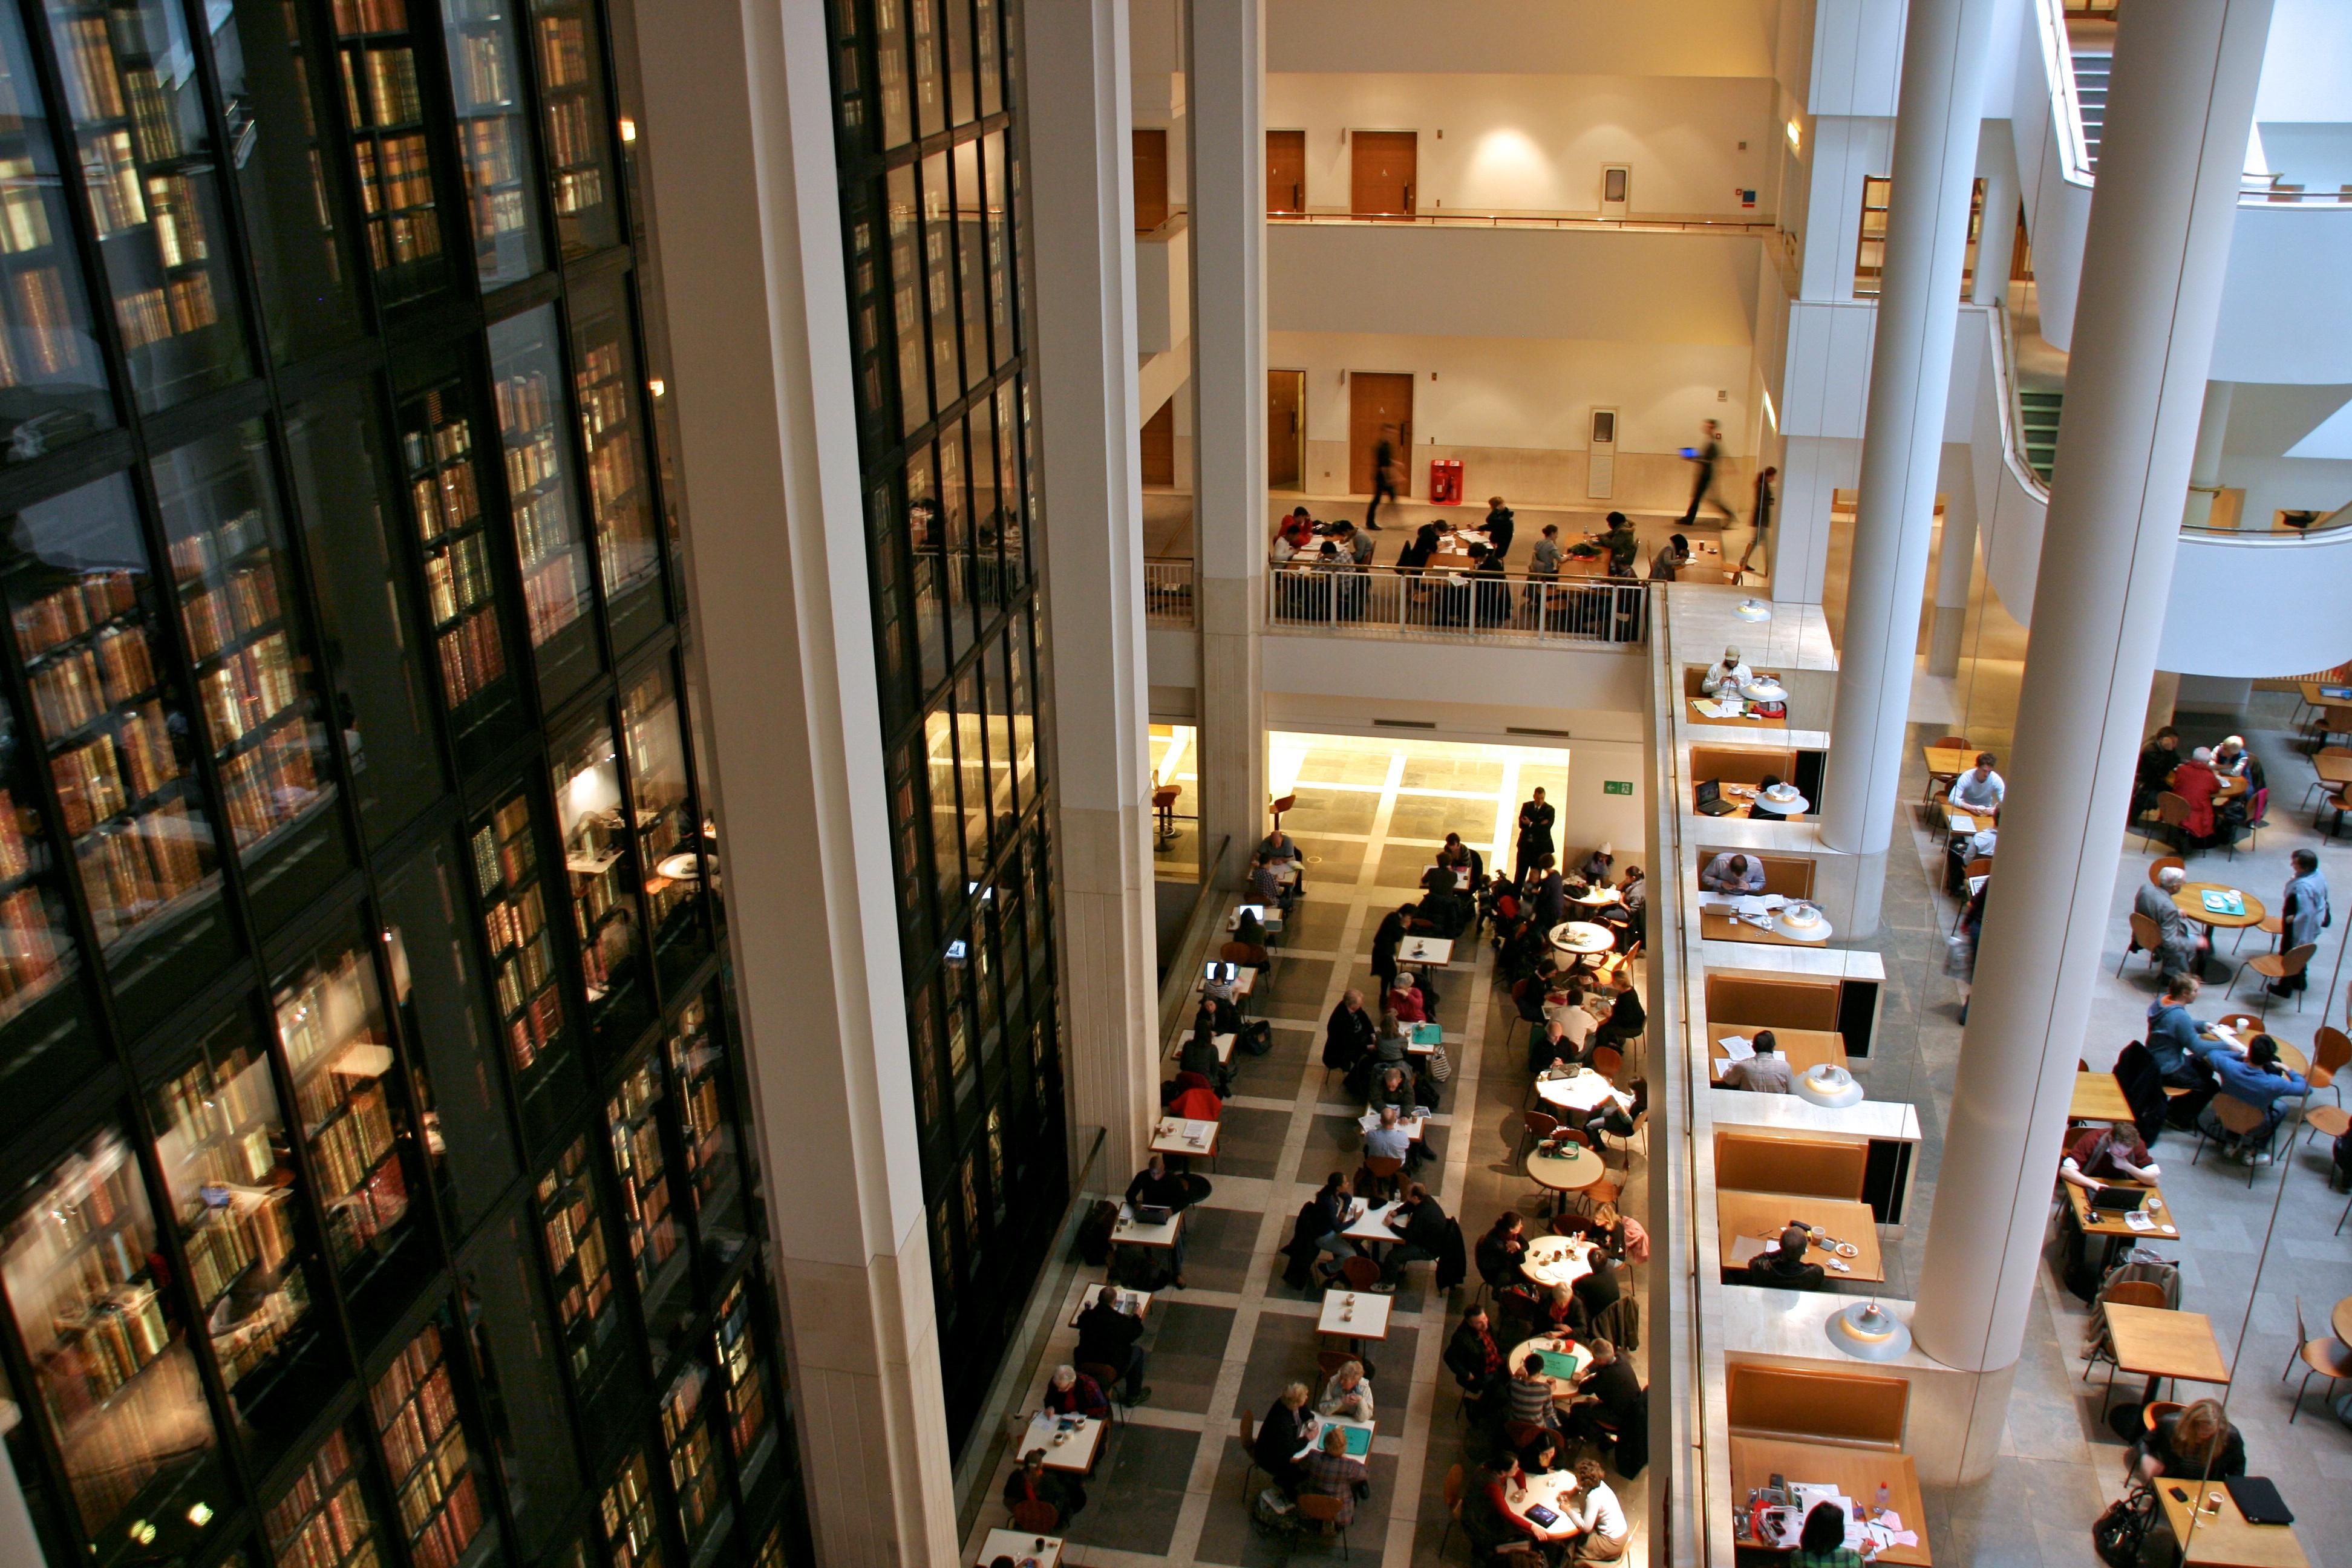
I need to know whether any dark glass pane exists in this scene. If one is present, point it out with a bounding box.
[975,0,1001,117]
[0,646,91,1105]
[871,0,910,148]
[42,0,252,411]
[596,1449,663,1568]
[663,988,743,1261]
[261,1424,387,1568]
[151,1011,330,1472]
[1,1125,229,1566]
[885,164,923,433]
[532,1133,623,1397]
[381,834,518,1236]
[456,1207,580,1562]
[1007,607,1035,805]
[618,661,708,990]
[886,741,927,951]
[567,275,661,648]
[398,381,522,769]
[993,379,1025,594]
[549,713,649,1045]
[943,0,974,126]
[284,381,446,846]
[440,0,544,288]
[366,1312,498,1568]
[967,408,1008,616]
[981,632,1013,821]
[488,305,598,704]
[151,423,349,929]
[606,1054,684,1350]
[921,704,956,910]
[843,189,888,454]
[330,0,449,305]
[982,129,1011,370]
[469,783,580,1146]
[711,1278,776,1490]
[865,484,912,731]
[658,1359,727,1557]
[953,142,985,390]
[0,1,111,462]
[903,443,943,694]
[829,0,866,151]
[527,0,618,256]
[908,0,942,139]
[919,152,956,408]
[2,473,235,1037]
[207,0,367,362]
[952,665,984,878]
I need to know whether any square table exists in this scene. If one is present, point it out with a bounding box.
[1316,1290,1392,1342]
[1172,1031,1238,1065]
[1151,1116,1220,1163]
[2104,1302,2231,1406]
[1699,910,1823,948]
[1715,1190,1884,1282]
[2157,1483,2310,1567]
[1293,1412,1375,1462]
[1398,935,1455,967]
[1708,1024,1847,1085]
[1728,1436,1932,1566]
[2065,1181,2180,1275]
[1113,1203,1183,1249]
[1922,743,1975,782]
[1406,1022,1443,1056]
[1688,696,1788,728]
[1229,902,1284,935]
[1068,1284,1150,1328]
[1356,1111,1427,1141]
[976,1529,1063,1568]
[2069,1070,2134,1124]
[1020,1412,1105,1474]
[1197,964,1259,999]
[1341,1199,1403,1244]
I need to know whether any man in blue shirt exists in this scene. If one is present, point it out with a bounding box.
[2197,1033,2308,1161]
[2143,975,2216,1089]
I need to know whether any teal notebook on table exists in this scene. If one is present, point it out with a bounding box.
[1536,1350,1581,1379]
[1333,1425,1371,1457]
[1411,1023,1443,1046]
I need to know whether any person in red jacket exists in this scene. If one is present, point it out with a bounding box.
[2170,746,2221,844]
[1388,973,1428,1024]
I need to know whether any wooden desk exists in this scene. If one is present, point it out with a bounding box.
[1150,1117,1219,1163]
[1316,1290,1391,1342]
[1716,1191,1884,1282]
[2176,883,2267,931]
[2066,1181,2180,1240]
[2157,1483,2310,1567]
[1688,696,1789,729]
[1021,1412,1105,1474]
[2069,1071,2135,1123]
[1069,1284,1150,1328]
[1113,1204,1183,1249]
[1702,910,1830,948]
[1922,744,1974,780]
[2105,1303,2231,1405]
[2316,751,2352,788]
[1728,1436,1932,1566]
[1708,1023,1846,1085]
[976,1529,1063,1568]
[1397,935,1455,967]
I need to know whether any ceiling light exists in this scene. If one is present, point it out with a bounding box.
[1795,1063,1864,1108]
[1826,1299,1913,1362]
[1785,120,1803,154]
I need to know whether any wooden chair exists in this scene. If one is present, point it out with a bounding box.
[1501,1419,1549,1452]
[1009,1499,1061,1535]
[1077,1361,1126,1425]
[2284,1297,2352,1423]
[2137,792,2192,854]
[1608,1108,1650,1164]
[1318,1347,1377,1382]
[1153,785,1183,849]
[2232,912,2282,953]
[1921,736,1968,806]
[1362,1155,1405,1203]
[1238,1411,1261,1500]
[1339,1256,1381,1293]
[2117,911,2165,977]
[2301,1103,2350,1162]
[1439,1462,1465,1557]
[2192,1093,2275,1184]
[1517,1111,1558,1162]
[2085,1279,2172,1406]
[2148,856,2184,887]
[1295,1492,1349,1556]
[2311,1027,2352,1105]
[1588,1045,1622,1082]
[1949,856,1993,936]
[1270,794,1297,830]
[2241,941,2319,1016]
[2141,1400,2182,1443]
[2318,784,2351,840]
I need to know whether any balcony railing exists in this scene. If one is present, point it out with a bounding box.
[1267,565,1648,647]
[1143,560,1195,626]
[1269,209,1778,237]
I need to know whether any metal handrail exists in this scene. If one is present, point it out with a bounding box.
[1264,561,1651,647]
[1269,209,1778,237]
[2183,495,2352,539]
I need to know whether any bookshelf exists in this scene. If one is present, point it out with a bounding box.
[550,721,640,1026]
[0,686,80,1028]
[663,992,740,1243]
[597,1449,663,1568]
[437,0,543,287]
[711,1279,773,1485]
[273,946,410,1273]
[0,2,109,461]
[261,1426,384,1568]
[41,0,250,411]
[366,1322,492,1568]
[604,1057,679,1310]
[619,663,709,984]
[468,787,571,1093]
[149,1034,315,1411]
[486,307,593,691]
[0,1128,223,1549]
[532,1134,617,1381]
[568,279,661,642]
[656,1362,725,1550]
[329,0,446,305]
[398,385,516,746]
[526,0,616,256]
[150,429,338,862]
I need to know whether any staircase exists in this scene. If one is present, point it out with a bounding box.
[2072,48,2112,172]
[2020,389,2064,482]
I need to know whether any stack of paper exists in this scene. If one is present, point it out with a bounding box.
[1717,1034,1757,1062]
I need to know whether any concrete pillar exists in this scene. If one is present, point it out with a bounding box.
[632,4,960,1560]
[1817,0,2001,935]
[1024,0,1160,1180]
[1927,445,1977,676]
[1971,124,2018,307]
[1186,0,1266,880]
[1768,435,1855,604]
[1910,0,2272,1483]
[0,1445,42,1568]
[2181,379,2234,529]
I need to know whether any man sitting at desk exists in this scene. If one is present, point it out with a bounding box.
[2134,866,2210,979]
[1700,852,1766,893]
[1364,1105,1417,1173]
[1125,1153,1196,1286]
[1002,1449,1087,1526]
[1372,1183,1451,1292]
[1249,851,1292,912]
[2059,1123,2160,1195]
[1700,645,1752,696]
[2143,976,2219,1089]
[1044,1364,1111,1421]
[1299,1425,1370,1529]
[1074,1289,1151,1405]
[1568,1338,1648,1478]
[1949,753,2006,815]
[1445,1305,1509,1414]
[2196,1033,2308,1161]
[1260,827,1304,891]
[1719,1031,1791,1094]
[1742,1225,1826,1291]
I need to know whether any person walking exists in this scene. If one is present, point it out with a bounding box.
[1483,496,1516,560]
[1737,464,1777,573]
[2274,848,2329,996]
[1366,423,1400,530]
[1679,418,1734,527]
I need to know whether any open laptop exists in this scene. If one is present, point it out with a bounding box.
[1132,1204,1174,1227]
[2089,1184,2146,1213]
[1694,779,1740,816]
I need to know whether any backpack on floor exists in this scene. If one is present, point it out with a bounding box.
[1241,1020,1274,1056]
[1111,1246,1172,1292]
[1251,1486,1299,1537]
[2092,1485,2156,1567]
[1076,1200,1119,1266]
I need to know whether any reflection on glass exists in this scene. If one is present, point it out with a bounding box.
[886,163,923,433]
[712,1278,773,1485]
[871,0,909,148]
[605,1056,681,1329]
[399,383,518,761]
[273,940,410,1276]
[619,663,708,983]
[470,787,573,1126]
[982,133,1013,372]
[920,152,956,407]
[151,424,345,918]
[455,1209,578,1561]
[261,1426,384,1568]
[665,990,742,1251]
[207,0,365,361]
[658,1360,725,1552]
[151,1022,316,1446]
[533,1135,618,1382]
[975,0,1002,117]
[1,1129,224,1563]
[953,142,986,390]
[550,720,644,1034]
[569,277,661,644]
[367,1319,492,1568]
[527,0,617,256]
[330,0,447,304]
[488,307,596,701]
[0,667,79,1034]
[439,0,543,287]
[0,1,111,462]
[597,1449,662,1568]
[41,0,252,410]
[908,0,942,139]
[923,706,957,908]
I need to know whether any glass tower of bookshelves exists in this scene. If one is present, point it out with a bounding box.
[0,2,806,1568]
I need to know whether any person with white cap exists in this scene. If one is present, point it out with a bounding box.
[1699,645,1752,697]
[1579,844,1615,884]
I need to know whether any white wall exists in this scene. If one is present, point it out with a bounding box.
[1268,0,1777,79]
[2256,0,2352,122]
[1263,74,1778,219]
[2218,455,2352,527]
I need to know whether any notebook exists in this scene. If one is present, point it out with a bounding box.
[1728,1235,1773,1264]
[1410,1023,1443,1046]
[2225,1475,2293,1526]
[1535,1350,1582,1379]
[1694,779,1740,816]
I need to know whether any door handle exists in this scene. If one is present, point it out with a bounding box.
[1403,183,1413,212]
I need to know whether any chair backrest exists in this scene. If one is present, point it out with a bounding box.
[1341,1255,1381,1292]
[2281,942,2318,978]
[1273,794,1297,815]
[2149,856,2184,886]
[1590,1046,1623,1081]
[1964,857,1993,878]
[1077,1361,1119,1397]
[1365,1155,1405,1178]
[1010,1500,1060,1534]
[1241,1410,1256,1446]
[2212,1094,2268,1136]
[2102,1279,2170,1310]
[1444,1462,1465,1515]
[2143,1400,2183,1435]
[2314,1027,2352,1076]
[1502,1419,1548,1451]
[1724,1363,1907,1446]
[1521,1111,1558,1139]
[2129,912,2162,951]
[1153,785,1180,809]
[1296,1494,1343,1526]
[1317,1348,1354,1377]
[2158,792,2190,826]
[1557,1127,1593,1149]
[2295,1295,2308,1347]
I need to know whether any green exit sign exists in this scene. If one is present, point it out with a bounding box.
[1603,780,1633,796]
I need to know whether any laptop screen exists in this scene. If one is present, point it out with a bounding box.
[1695,780,1721,807]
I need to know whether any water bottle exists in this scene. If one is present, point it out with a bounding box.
[1874,1481,1890,1516]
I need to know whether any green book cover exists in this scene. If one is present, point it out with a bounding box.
[1342,1425,1372,1457]
[1411,1023,1442,1045]
[1537,1350,1581,1379]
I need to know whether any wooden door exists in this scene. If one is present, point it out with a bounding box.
[1267,371,1304,490]
[1350,131,1416,217]
[1132,128,1169,232]
[1267,130,1305,216]
[1347,373,1413,495]
[1139,398,1175,487]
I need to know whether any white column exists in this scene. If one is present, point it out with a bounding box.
[1817,0,2001,935]
[1970,125,2018,307]
[1768,436,1855,604]
[0,1445,42,1568]
[1912,0,2272,1481]
[632,5,959,1561]
[1024,0,1159,1180]
[1187,0,1266,880]
[2181,379,2234,529]
[1927,445,1977,676]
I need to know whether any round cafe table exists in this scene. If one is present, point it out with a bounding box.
[1526,1143,1604,1195]
[1520,1234,1597,1291]
[1509,1333,1593,1403]
[1566,884,1622,908]
[2174,881,2265,932]
[1549,921,1616,955]
[2333,1295,2352,1348]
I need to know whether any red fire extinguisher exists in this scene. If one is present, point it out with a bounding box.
[1428,457,1463,505]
